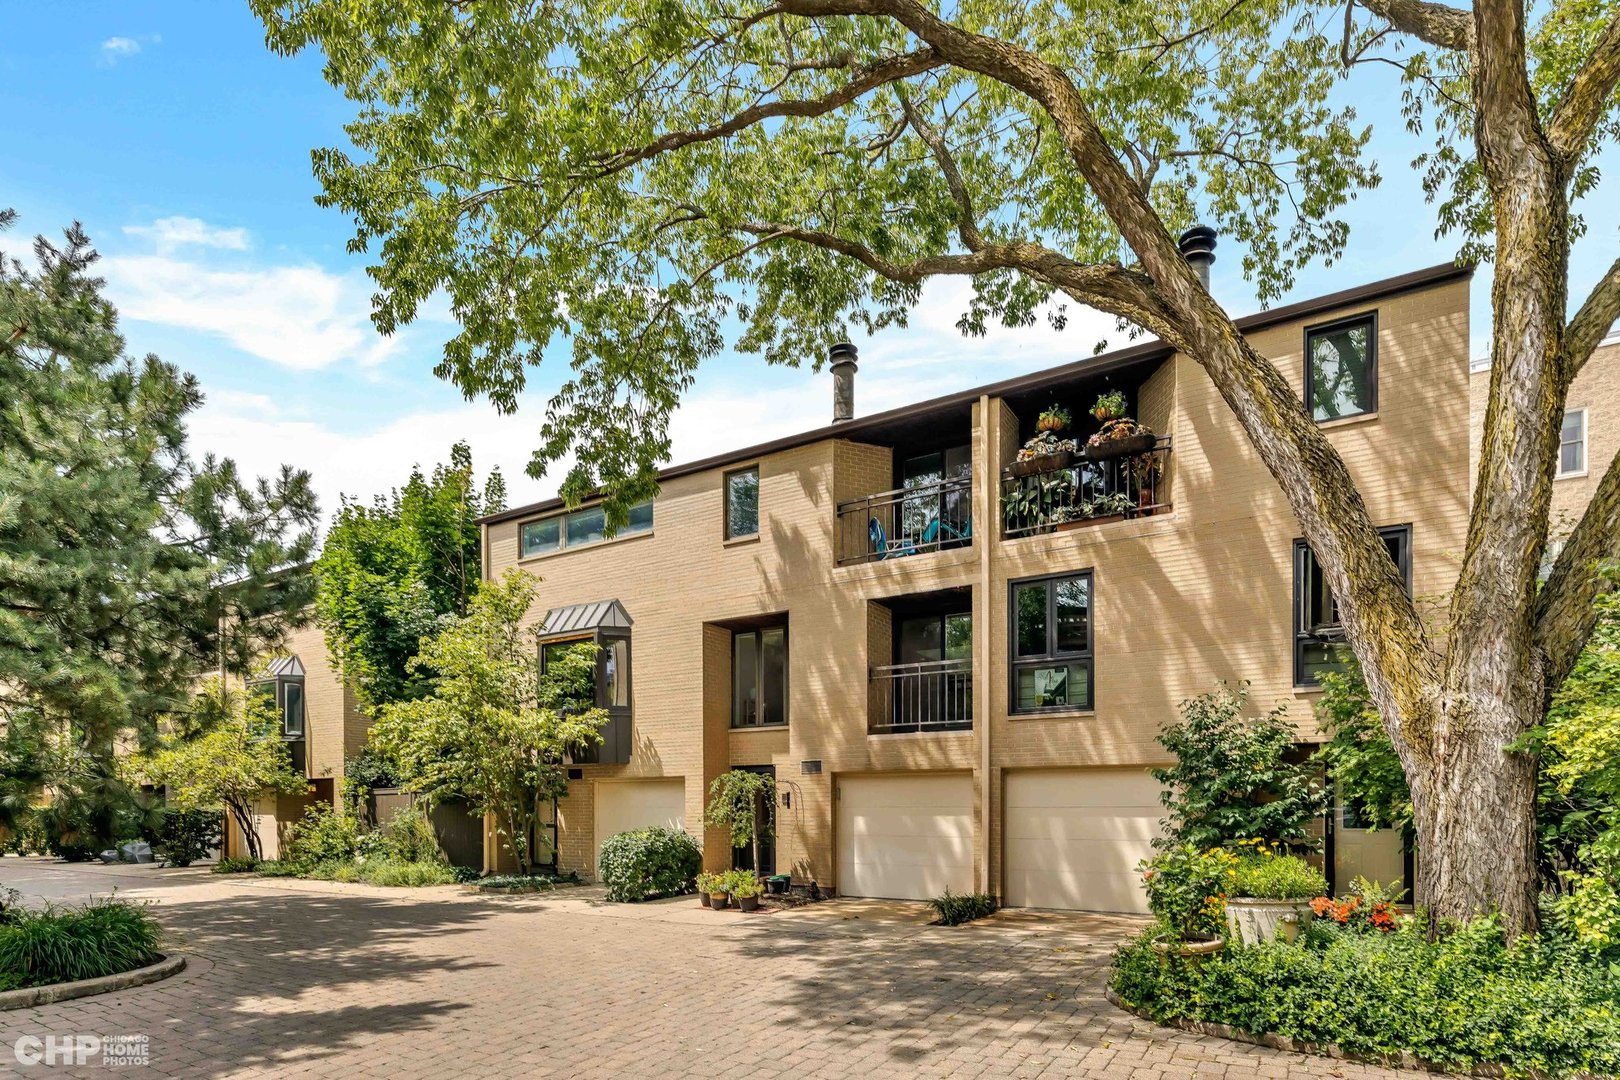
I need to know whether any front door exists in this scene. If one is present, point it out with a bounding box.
[730,765,776,875]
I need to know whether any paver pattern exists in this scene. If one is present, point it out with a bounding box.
[0,859,1412,1079]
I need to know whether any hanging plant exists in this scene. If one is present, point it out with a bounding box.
[1091,390,1129,421]
[1036,404,1072,433]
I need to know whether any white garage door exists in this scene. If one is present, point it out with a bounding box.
[836,774,974,901]
[594,779,685,865]
[1004,769,1164,913]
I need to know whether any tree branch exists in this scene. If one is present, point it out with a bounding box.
[1545,8,1620,158]
[1565,255,1620,381]
[897,95,984,250]
[1355,0,1475,50]
[1535,444,1620,689]
[581,48,942,179]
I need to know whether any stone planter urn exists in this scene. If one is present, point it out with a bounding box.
[1149,934,1225,964]
[1225,898,1312,946]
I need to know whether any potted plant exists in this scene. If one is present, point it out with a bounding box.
[709,874,731,910]
[1223,841,1328,946]
[1085,418,1157,460]
[729,869,762,912]
[1060,492,1135,529]
[695,870,722,908]
[1036,403,1072,433]
[1091,390,1128,421]
[1141,844,1236,960]
[1003,470,1074,533]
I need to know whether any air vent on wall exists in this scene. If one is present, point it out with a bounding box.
[801,760,822,775]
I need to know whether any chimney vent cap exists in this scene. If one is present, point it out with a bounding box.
[829,341,859,368]
[1177,225,1217,263]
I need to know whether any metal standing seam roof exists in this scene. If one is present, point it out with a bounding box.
[264,655,305,678]
[539,599,634,637]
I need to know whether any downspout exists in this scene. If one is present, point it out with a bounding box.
[975,395,995,897]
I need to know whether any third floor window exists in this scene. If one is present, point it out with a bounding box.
[1306,313,1378,422]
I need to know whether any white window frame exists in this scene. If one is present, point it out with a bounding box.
[1556,408,1588,480]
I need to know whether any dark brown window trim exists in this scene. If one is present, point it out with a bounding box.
[1303,311,1379,423]
[730,623,788,729]
[1292,523,1411,688]
[1007,569,1095,715]
[723,465,760,541]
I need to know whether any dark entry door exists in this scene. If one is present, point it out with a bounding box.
[730,764,776,875]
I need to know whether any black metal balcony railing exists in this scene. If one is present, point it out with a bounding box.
[1000,438,1171,539]
[836,477,973,566]
[869,658,973,734]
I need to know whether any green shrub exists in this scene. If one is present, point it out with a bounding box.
[282,804,361,869]
[153,809,222,867]
[1111,915,1620,1077]
[357,858,457,887]
[0,897,163,987]
[929,889,998,926]
[1229,847,1328,900]
[474,871,580,891]
[450,865,480,884]
[2,816,49,856]
[212,856,259,874]
[373,806,445,864]
[300,860,360,883]
[725,869,759,898]
[1142,844,1238,940]
[252,859,303,878]
[598,826,702,902]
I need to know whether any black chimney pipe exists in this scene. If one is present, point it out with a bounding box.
[1178,225,1217,289]
[830,342,858,424]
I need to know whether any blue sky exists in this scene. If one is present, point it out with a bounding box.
[3,3,1615,521]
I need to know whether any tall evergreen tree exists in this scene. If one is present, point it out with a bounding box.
[0,215,320,850]
[314,441,505,710]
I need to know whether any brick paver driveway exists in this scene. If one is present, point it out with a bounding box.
[0,858,1408,1079]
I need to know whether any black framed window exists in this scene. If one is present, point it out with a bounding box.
[540,634,630,712]
[1305,313,1377,422]
[249,674,305,739]
[725,467,760,540]
[1294,525,1411,686]
[1009,572,1093,713]
[732,625,787,727]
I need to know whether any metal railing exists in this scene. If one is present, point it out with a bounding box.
[836,476,973,565]
[869,658,973,734]
[1000,438,1172,539]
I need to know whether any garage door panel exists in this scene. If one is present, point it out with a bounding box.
[837,775,974,902]
[1004,769,1163,914]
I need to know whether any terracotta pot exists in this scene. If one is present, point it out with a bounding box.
[710,893,730,910]
[1036,415,1067,433]
[1225,898,1313,945]
[1150,933,1225,962]
[737,894,760,912]
[1085,433,1157,461]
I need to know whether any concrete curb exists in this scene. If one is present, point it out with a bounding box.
[1103,987,1599,1080]
[0,954,187,1011]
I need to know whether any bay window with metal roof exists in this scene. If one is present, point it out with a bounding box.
[537,599,633,765]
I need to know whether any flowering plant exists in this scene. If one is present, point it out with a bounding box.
[1311,877,1405,932]
[1086,417,1154,449]
[1016,431,1078,462]
[1141,844,1239,941]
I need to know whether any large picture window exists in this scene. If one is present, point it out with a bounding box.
[732,625,787,727]
[1009,572,1093,713]
[521,499,653,559]
[725,467,759,540]
[1305,313,1377,422]
[1294,525,1411,686]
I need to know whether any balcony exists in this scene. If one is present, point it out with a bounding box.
[836,477,973,566]
[869,658,973,734]
[1001,437,1172,539]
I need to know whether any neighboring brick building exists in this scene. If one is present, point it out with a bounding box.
[220,612,371,861]
[479,261,1478,911]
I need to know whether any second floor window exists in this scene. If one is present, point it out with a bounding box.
[1306,313,1377,422]
[1558,409,1588,478]
[1294,525,1411,686]
[725,467,759,539]
[521,500,653,558]
[733,625,787,727]
[541,634,630,711]
[1009,572,1093,714]
[251,658,305,739]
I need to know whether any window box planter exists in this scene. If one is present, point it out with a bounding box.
[1005,451,1074,478]
[1085,433,1157,461]
[1225,898,1312,946]
[1055,514,1124,532]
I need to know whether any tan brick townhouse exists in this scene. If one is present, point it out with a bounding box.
[476,256,1489,914]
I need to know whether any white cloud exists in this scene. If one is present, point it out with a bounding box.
[99,34,159,65]
[123,216,250,254]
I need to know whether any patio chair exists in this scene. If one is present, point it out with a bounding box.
[868,518,917,560]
